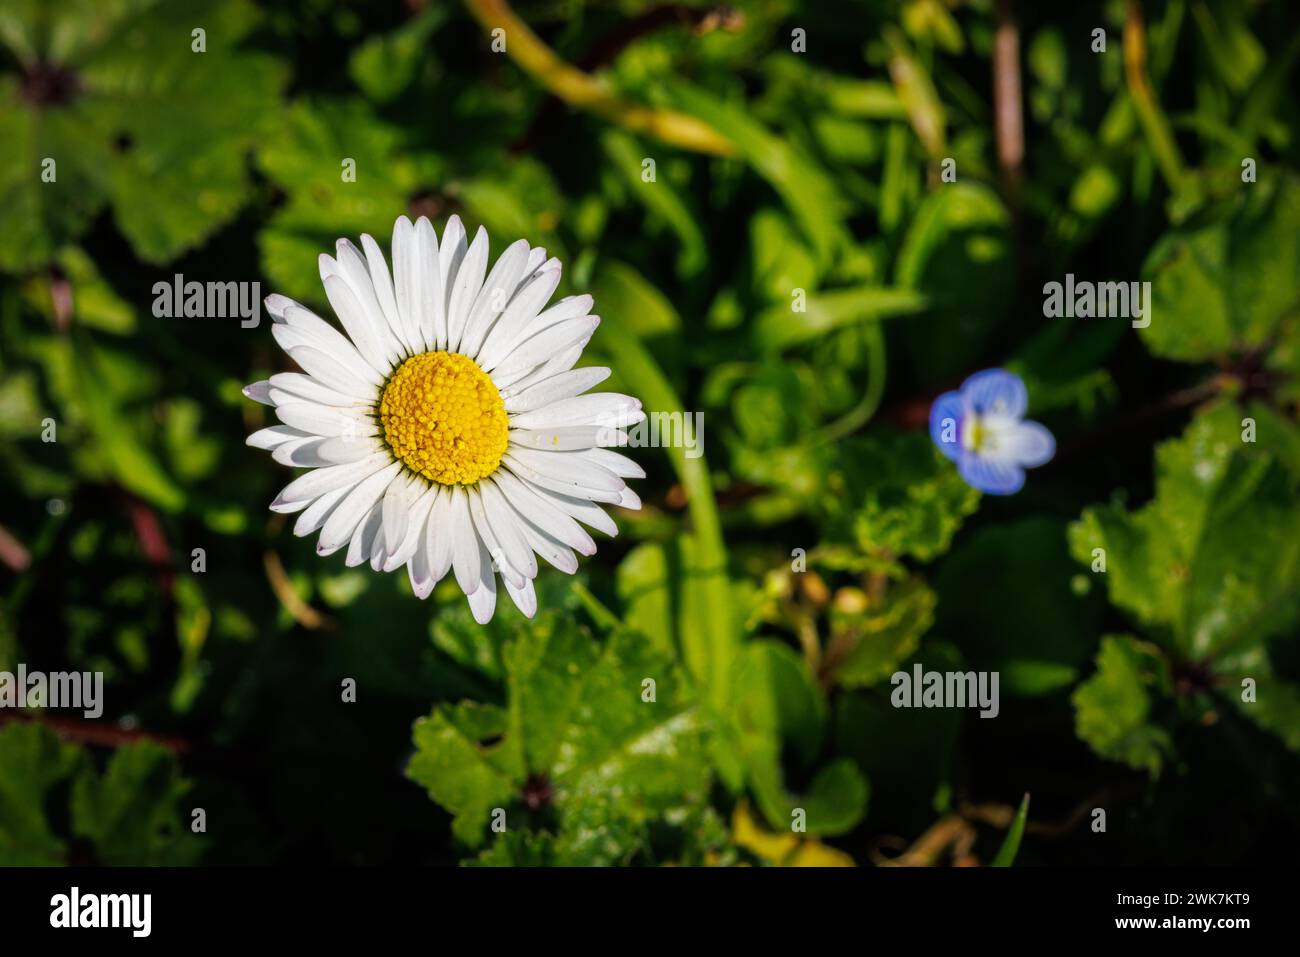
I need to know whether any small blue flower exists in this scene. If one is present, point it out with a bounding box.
[929,368,1055,495]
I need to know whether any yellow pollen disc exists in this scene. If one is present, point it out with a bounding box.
[378,351,509,486]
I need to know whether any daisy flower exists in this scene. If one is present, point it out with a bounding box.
[929,368,1055,495]
[244,216,645,623]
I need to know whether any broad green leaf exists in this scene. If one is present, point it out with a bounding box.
[256,99,443,303]
[1141,175,1300,362]
[71,335,186,512]
[1072,636,1172,776]
[1069,402,1300,659]
[0,722,84,865]
[409,617,711,863]
[821,431,980,562]
[0,0,286,269]
[71,741,204,865]
[347,6,446,103]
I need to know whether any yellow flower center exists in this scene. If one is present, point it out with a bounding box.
[378,351,509,485]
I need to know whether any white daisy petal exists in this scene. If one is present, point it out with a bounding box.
[526,483,619,537]
[478,480,538,578]
[413,217,442,350]
[448,485,482,596]
[275,402,378,438]
[516,518,579,574]
[294,484,351,537]
[504,447,625,499]
[495,340,590,393]
[265,294,296,322]
[580,447,646,479]
[273,436,337,468]
[359,232,407,363]
[390,216,424,355]
[616,486,641,510]
[446,226,489,353]
[460,238,530,358]
[279,304,384,387]
[248,425,311,450]
[346,503,384,567]
[283,343,377,400]
[490,316,601,383]
[467,488,525,590]
[408,535,436,598]
[384,485,438,573]
[326,245,398,373]
[503,366,610,412]
[243,381,274,406]
[318,462,402,554]
[368,517,389,572]
[507,393,641,431]
[436,215,467,350]
[272,451,391,510]
[524,246,547,275]
[268,372,366,408]
[424,486,456,582]
[503,575,537,619]
[313,435,386,464]
[493,470,597,555]
[508,426,622,451]
[476,263,562,371]
[381,473,417,553]
[465,539,498,624]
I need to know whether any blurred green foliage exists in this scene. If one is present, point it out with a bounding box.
[1,0,1298,866]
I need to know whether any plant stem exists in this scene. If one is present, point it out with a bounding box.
[597,313,736,706]
[1124,0,1188,193]
[572,581,622,632]
[808,322,887,445]
[464,0,735,157]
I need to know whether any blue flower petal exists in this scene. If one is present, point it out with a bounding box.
[961,368,1027,419]
[959,454,1025,495]
[1005,420,1055,468]
[929,390,966,461]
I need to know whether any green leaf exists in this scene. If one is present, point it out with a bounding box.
[0,0,286,268]
[753,284,927,353]
[666,82,851,266]
[347,6,446,103]
[409,616,711,863]
[1141,175,1300,363]
[595,265,735,707]
[894,183,1014,380]
[256,99,442,303]
[1069,402,1300,659]
[71,741,204,865]
[0,722,84,865]
[602,130,706,276]
[1072,636,1172,776]
[822,431,980,562]
[730,641,867,836]
[71,335,186,512]
[991,793,1030,867]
